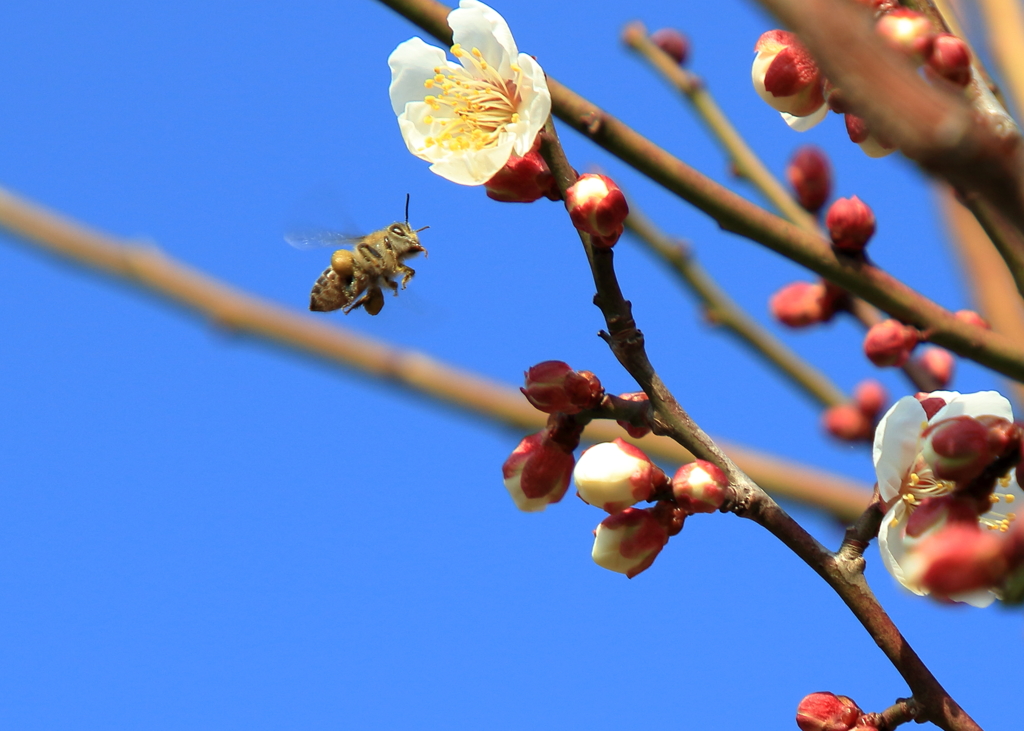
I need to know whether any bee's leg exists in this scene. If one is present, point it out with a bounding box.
[381,277,400,296]
[398,265,416,288]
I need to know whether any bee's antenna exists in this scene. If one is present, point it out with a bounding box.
[405,193,410,224]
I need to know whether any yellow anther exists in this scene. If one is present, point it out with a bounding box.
[424,79,435,89]
[991,494,1001,503]
[890,517,899,528]
[909,473,920,486]
[999,475,1012,487]
[1007,494,1016,503]
[510,112,520,124]
[451,43,463,56]
[510,63,521,73]
[1008,512,1018,520]
[422,115,434,124]
[472,47,483,57]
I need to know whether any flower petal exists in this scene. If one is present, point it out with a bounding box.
[782,104,828,132]
[878,502,926,595]
[510,53,550,156]
[449,0,517,79]
[873,396,926,503]
[388,38,452,115]
[428,135,517,185]
[932,390,1012,422]
[947,588,997,607]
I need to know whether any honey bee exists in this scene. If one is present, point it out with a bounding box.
[298,196,428,316]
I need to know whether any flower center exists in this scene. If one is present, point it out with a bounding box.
[420,45,522,153]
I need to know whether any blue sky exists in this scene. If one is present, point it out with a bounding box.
[1,1,1020,729]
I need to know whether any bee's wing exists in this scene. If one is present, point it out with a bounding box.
[285,230,356,251]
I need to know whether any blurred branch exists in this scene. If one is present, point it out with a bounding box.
[974,0,1024,120]
[0,185,871,523]
[620,21,820,235]
[376,0,1024,385]
[622,204,848,408]
[937,184,1024,407]
[539,117,979,731]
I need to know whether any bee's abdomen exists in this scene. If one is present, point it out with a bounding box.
[309,267,350,312]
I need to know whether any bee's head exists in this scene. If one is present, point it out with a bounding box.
[389,221,428,258]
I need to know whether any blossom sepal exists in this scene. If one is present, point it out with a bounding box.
[574,439,670,514]
[484,148,558,203]
[591,507,670,578]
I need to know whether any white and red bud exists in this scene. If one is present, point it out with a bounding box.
[615,391,651,439]
[875,9,935,64]
[903,522,1009,596]
[921,414,1014,485]
[955,309,990,330]
[521,360,603,414]
[786,146,832,214]
[770,281,841,328]
[823,404,873,442]
[864,319,919,367]
[796,692,862,731]
[853,379,887,419]
[502,431,576,512]
[591,507,669,578]
[574,438,670,513]
[484,150,558,203]
[826,196,876,253]
[752,30,826,118]
[844,114,896,158]
[927,33,972,87]
[915,392,950,419]
[651,27,689,65]
[565,174,629,248]
[916,347,955,389]
[671,460,732,513]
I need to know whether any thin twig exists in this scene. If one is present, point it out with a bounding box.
[623,203,848,408]
[0,185,871,521]
[375,0,1024,385]
[971,0,1024,122]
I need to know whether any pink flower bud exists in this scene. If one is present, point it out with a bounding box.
[875,9,935,64]
[502,431,576,512]
[786,146,832,213]
[916,346,955,389]
[927,33,972,86]
[823,404,873,441]
[844,114,896,158]
[863,319,919,367]
[752,31,826,117]
[826,196,876,253]
[903,523,1009,596]
[770,282,827,328]
[574,439,669,514]
[651,27,689,65]
[484,150,558,203]
[565,174,629,247]
[591,507,669,578]
[954,309,990,329]
[921,414,1013,484]
[521,360,603,414]
[853,379,887,419]
[796,692,862,731]
[615,391,651,439]
[671,460,732,513]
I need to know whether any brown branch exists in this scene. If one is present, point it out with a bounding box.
[0,184,871,522]
[375,0,1024,385]
[974,0,1024,122]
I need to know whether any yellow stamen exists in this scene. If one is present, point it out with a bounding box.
[1007,494,1016,503]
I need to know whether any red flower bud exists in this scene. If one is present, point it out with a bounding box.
[786,146,832,213]
[591,507,669,578]
[651,27,689,65]
[921,414,1013,485]
[484,150,558,203]
[823,404,873,441]
[864,319,919,367]
[574,439,670,514]
[502,430,576,512]
[875,9,935,64]
[615,391,651,438]
[796,692,862,731]
[565,174,629,247]
[844,114,896,158]
[770,282,829,328]
[927,33,972,86]
[826,196,876,253]
[916,347,955,389]
[671,460,732,513]
[853,379,887,419]
[955,309,990,329]
[521,360,604,414]
[752,30,826,117]
[904,523,1009,596]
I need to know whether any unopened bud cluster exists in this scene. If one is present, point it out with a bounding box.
[753,7,973,156]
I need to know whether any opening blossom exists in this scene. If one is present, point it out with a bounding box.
[873,391,1023,606]
[388,0,552,185]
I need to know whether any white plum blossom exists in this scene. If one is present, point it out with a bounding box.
[873,391,1023,606]
[388,0,551,185]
